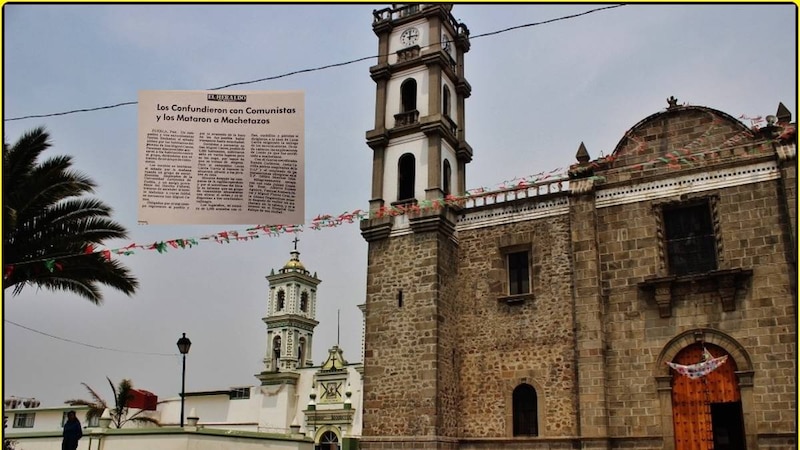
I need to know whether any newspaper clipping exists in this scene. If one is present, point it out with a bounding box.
[137,90,304,225]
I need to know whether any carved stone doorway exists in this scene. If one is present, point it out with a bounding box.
[671,343,745,450]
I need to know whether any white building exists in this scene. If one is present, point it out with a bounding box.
[5,248,364,450]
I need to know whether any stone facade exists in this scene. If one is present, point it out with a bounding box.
[360,6,795,450]
[361,101,797,449]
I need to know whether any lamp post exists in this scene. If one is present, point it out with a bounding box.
[176,333,192,428]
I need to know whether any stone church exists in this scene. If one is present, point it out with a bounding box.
[359,4,796,450]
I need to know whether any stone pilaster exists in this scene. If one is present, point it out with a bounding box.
[569,187,610,447]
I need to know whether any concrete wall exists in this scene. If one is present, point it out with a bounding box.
[7,428,312,450]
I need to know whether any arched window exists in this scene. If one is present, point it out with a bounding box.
[317,430,339,450]
[401,78,417,112]
[442,85,451,117]
[300,291,309,312]
[397,153,415,201]
[277,290,285,311]
[513,383,538,436]
[442,159,452,196]
[272,336,282,372]
[298,337,306,368]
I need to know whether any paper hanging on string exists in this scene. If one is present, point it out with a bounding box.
[137,90,305,225]
[666,351,728,379]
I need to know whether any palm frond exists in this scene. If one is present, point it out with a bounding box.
[3,127,50,184]
[126,413,161,427]
[3,128,138,304]
[4,252,139,304]
[17,276,103,305]
[63,399,97,408]
[117,379,134,410]
[81,382,109,408]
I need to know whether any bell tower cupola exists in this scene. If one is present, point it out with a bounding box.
[365,3,473,212]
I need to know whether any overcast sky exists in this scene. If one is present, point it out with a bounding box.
[3,4,796,406]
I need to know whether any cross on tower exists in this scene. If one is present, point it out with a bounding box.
[292,236,300,251]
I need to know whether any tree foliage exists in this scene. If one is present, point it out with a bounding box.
[3,127,138,303]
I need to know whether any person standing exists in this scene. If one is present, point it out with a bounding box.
[62,411,82,450]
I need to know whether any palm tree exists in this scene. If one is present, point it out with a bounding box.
[3,127,138,304]
[65,377,160,428]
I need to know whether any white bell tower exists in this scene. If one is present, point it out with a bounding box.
[260,237,320,376]
[365,3,473,213]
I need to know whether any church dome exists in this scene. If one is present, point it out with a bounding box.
[279,249,309,275]
[283,257,306,271]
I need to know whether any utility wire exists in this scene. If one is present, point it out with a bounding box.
[5,319,177,357]
[471,4,624,39]
[4,4,624,122]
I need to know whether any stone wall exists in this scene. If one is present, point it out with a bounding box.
[360,103,796,449]
[361,211,462,449]
[362,231,442,438]
[597,175,796,445]
[455,213,577,438]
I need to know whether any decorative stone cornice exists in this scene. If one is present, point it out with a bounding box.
[256,371,300,387]
[638,268,753,318]
[365,129,388,150]
[368,64,391,81]
[263,315,320,331]
[595,161,779,208]
[304,407,354,425]
[409,208,457,237]
[360,216,393,242]
[456,78,472,98]
[457,140,473,162]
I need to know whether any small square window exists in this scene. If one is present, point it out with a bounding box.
[508,251,530,295]
[663,202,717,276]
[13,413,35,428]
[229,387,250,400]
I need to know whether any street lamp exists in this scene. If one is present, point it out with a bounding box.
[176,332,192,428]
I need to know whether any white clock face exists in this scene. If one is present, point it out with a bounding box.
[400,27,420,47]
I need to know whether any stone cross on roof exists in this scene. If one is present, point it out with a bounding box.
[667,96,679,109]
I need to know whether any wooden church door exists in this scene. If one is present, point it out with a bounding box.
[671,343,746,450]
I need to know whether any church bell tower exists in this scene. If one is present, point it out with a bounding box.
[258,240,320,383]
[360,5,471,450]
[365,3,472,212]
